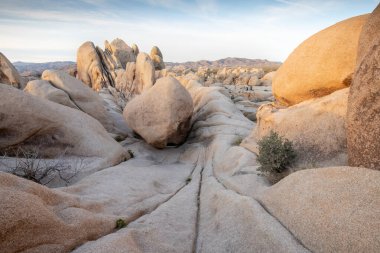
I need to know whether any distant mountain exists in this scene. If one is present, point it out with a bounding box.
[166,57,282,69]
[13,61,76,76]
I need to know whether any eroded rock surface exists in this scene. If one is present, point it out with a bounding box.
[2,73,378,252]
[259,167,380,253]
[347,4,380,170]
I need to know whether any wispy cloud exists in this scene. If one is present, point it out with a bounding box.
[0,0,377,62]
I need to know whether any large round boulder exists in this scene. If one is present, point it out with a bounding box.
[347,4,380,170]
[259,166,380,253]
[123,77,193,148]
[273,14,369,106]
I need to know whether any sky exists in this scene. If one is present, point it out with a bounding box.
[0,0,378,63]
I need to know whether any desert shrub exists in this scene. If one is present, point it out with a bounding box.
[115,219,126,229]
[0,147,82,185]
[233,137,243,146]
[257,131,296,174]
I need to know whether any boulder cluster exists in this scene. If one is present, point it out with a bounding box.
[246,11,380,169]
[0,5,380,253]
[77,38,165,108]
[169,65,273,86]
[0,39,193,184]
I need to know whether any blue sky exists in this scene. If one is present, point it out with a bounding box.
[0,0,378,62]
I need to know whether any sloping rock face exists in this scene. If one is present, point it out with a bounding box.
[0,172,116,253]
[259,167,380,253]
[0,83,127,164]
[0,52,25,89]
[41,70,119,134]
[25,72,129,138]
[24,79,78,109]
[250,88,348,166]
[273,14,368,106]
[76,41,111,91]
[347,4,380,170]
[124,77,193,148]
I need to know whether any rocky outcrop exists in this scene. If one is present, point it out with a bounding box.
[76,41,112,91]
[250,88,349,166]
[0,172,117,253]
[150,46,165,70]
[133,52,156,94]
[347,4,380,170]
[76,39,165,105]
[0,83,128,163]
[124,77,193,148]
[0,52,25,89]
[131,43,139,56]
[105,38,136,69]
[273,15,369,106]
[259,166,380,253]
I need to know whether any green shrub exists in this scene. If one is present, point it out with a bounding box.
[233,137,243,146]
[257,131,296,174]
[115,219,126,229]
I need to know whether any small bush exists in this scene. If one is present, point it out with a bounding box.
[115,219,126,229]
[127,149,134,158]
[257,131,296,174]
[233,137,243,146]
[0,147,81,185]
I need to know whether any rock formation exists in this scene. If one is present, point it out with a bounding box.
[41,70,121,135]
[76,39,167,113]
[0,52,25,89]
[347,4,380,170]
[1,10,380,253]
[124,77,193,148]
[0,172,117,253]
[132,52,156,94]
[272,14,369,106]
[150,46,165,70]
[248,88,349,167]
[259,166,380,253]
[76,41,112,91]
[0,83,128,163]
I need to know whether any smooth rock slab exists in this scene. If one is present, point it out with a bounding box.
[259,167,380,253]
